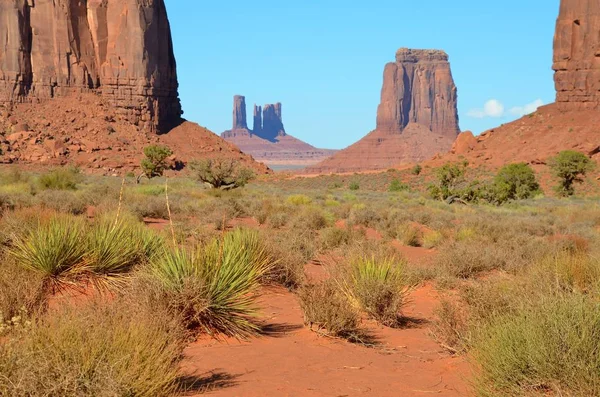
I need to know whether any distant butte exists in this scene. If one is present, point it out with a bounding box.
[305,48,460,174]
[221,96,337,167]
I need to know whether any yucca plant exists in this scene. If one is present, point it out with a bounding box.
[9,215,87,284]
[149,228,273,338]
[86,214,164,281]
[339,256,410,327]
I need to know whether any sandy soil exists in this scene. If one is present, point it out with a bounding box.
[181,284,470,396]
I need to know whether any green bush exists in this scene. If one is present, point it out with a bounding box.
[140,145,173,179]
[349,181,360,191]
[412,164,423,176]
[388,179,409,192]
[490,163,541,204]
[190,158,254,190]
[0,301,184,396]
[38,167,82,190]
[428,162,468,201]
[549,150,593,197]
[286,194,312,205]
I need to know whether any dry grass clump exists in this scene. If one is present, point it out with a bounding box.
[0,300,185,396]
[338,256,410,327]
[472,294,600,396]
[317,226,365,252]
[262,229,316,289]
[35,189,88,215]
[0,260,46,335]
[299,282,363,342]
[397,223,422,247]
[291,206,330,231]
[147,228,272,338]
[348,206,380,228]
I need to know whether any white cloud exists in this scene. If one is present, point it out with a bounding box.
[509,99,544,117]
[467,99,505,118]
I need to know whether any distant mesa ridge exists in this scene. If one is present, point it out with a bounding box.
[306,47,460,174]
[221,96,336,167]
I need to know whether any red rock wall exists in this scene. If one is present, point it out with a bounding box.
[0,0,181,133]
[553,0,600,108]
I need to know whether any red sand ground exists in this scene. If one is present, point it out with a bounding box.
[181,284,470,397]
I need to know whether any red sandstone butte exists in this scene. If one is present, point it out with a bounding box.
[306,48,460,174]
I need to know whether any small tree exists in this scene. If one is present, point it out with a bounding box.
[491,163,541,204]
[549,151,593,197]
[389,179,408,192]
[411,164,423,176]
[140,145,173,181]
[190,158,254,190]
[428,161,468,201]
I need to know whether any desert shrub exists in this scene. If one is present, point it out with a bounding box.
[9,215,87,283]
[412,164,423,176]
[349,181,360,191]
[263,229,316,289]
[388,179,409,192]
[86,214,163,279]
[397,224,421,247]
[427,162,467,200]
[0,260,46,335]
[348,206,380,228]
[37,167,82,190]
[126,194,172,219]
[549,150,593,197]
[530,250,600,295]
[267,211,289,229]
[286,194,312,206]
[36,189,88,215]
[190,158,254,190]
[299,282,362,341]
[472,294,600,396]
[432,299,469,353]
[148,229,272,338]
[422,230,444,248]
[0,300,184,396]
[140,144,173,179]
[339,256,409,327]
[291,206,329,231]
[490,163,541,204]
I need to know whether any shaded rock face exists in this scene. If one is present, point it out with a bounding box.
[553,0,600,109]
[233,95,248,130]
[376,48,460,138]
[262,103,286,141]
[0,0,181,133]
[253,105,263,135]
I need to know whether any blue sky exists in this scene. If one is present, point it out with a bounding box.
[165,0,560,150]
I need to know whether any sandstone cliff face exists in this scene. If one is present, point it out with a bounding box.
[306,48,460,174]
[553,0,600,109]
[376,48,460,137]
[0,0,181,133]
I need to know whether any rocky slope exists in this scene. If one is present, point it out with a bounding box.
[426,0,600,170]
[221,96,336,167]
[306,48,460,174]
[0,1,269,174]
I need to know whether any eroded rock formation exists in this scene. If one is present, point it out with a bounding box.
[377,48,460,137]
[0,0,181,133]
[262,103,286,141]
[306,48,460,174]
[553,0,600,109]
[221,96,336,166]
[232,95,248,130]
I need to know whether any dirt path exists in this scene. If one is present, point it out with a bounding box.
[181,285,471,396]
